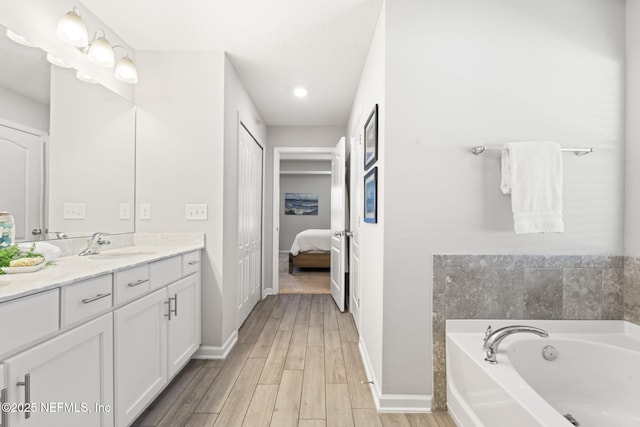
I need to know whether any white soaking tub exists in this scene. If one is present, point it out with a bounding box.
[445,319,640,427]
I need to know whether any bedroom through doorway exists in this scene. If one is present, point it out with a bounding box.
[273,147,336,295]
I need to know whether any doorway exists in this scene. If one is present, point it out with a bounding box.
[272,142,348,309]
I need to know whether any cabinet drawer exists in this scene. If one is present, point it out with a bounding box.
[62,274,113,327]
[0,289,59,356]
[182,251,201,277]
[114,265,150,305]
[150,256,182,289]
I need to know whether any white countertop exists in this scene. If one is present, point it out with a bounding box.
[0,242,204,303]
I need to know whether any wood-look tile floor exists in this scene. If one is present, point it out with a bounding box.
[279,254,330,295]
[132,294,456,427]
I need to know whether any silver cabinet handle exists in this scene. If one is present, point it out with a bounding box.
[172,295,178,317]
[164,299,172,320]
[127,279,148,288]
[188,260,199,266]
[16,374,30,419]
[81,292,111,304]
[1,388,7,426]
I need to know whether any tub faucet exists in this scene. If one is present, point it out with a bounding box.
[79,232,110,256]
[482,325,548,364]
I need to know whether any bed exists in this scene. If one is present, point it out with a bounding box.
[288,229,331,273]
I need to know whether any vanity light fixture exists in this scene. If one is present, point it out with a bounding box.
[113,46,138,84]
[86,30,114,67]
[56,7,88,47]
[76,70,98,84]
[5,29,37,48]
[46,52,72,68]
[293,86,308,98]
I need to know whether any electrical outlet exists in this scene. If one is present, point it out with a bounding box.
[139,203,151,220]
[63,203,85,219]
[119,203,130,220]
[185,204,208,220]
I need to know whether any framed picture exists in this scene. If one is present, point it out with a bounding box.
[364,167,377,223]
[364,104,378,170]
[285,193,319,215]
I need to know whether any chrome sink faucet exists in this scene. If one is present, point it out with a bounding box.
[482,325,548,364]
[79,232,111,256]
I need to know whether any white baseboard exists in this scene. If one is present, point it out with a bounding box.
[193,330,237,359]
[263,287,276,296]
[358,339,432,413]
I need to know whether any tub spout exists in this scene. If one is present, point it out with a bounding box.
[482,325,548,364]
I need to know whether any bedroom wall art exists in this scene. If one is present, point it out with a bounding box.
[364,103,378,169]
[364,167,378,223]
[285,192,319,215]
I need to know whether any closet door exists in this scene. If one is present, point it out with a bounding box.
[237,122,263,326]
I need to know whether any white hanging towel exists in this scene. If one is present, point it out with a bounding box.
[501,141,564,233]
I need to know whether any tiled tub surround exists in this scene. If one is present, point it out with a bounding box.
[624,257,640,325]
[432,254,624,411]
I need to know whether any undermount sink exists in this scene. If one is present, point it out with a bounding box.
[83,250,157,260]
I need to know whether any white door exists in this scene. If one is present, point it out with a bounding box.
[349,131,362,331]
[0,124,44,240]
[5,314,113,427]
[114,288,168,427]
[330,137,347,312]
[167,274,200,378]
[237,123,263,326]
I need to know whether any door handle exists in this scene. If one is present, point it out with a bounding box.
[16,373,30,419]
[345,231,353,237]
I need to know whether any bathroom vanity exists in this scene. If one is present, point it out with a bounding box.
[0,237,203,427]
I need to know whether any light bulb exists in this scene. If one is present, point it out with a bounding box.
[114,57,138,84]
[293,87,308,98]
[56,8,88,47]
[87,35,114,67]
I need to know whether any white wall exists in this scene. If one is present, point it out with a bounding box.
[135,51,226,347]
[346,3,386,405]
[627,0,640,256]
[279,160,332,250]
[350,0,625,407]
[49,66,135,235]
[222,55,267,340]
[0,86,49,132]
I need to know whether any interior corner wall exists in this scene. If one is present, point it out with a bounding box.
[382,0,625,399]
[626,0,640,256]
[135,51,226,347]
[346,2,385,402]
[223,55,268,337]
[0,87,49,132]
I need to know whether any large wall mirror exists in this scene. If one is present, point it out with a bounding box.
[0,23,136,242]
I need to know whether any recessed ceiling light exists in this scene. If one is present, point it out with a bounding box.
[293,87,308,98]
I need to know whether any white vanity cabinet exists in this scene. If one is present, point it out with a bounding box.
[3,314,114,427]
[114,252,201,427]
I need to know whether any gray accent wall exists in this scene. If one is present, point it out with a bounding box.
[279,160,331,251]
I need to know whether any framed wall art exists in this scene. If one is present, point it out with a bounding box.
[364,104,378,170]
[364,167,377,223]
[285,192,319,215]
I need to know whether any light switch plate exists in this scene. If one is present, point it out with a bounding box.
[63,203,85,219]
[139,203,151,220]
[119,203,130,220]
[185,204,208,220]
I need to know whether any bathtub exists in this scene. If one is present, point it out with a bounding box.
[445,319,640,427]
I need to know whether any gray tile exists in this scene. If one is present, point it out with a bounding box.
[484,255,544,268]
[439,255,487,268]
[444,266,484,319]
[563,268,602,320]
[433,264,446,295]
[543,256,582,268]
[432,333,445,372]
[582,255,623,268]
[432,370,447,411]
[482,268,524,319]
[432,292,446,332]
[624,257,640,324]
[602,268,623,320]
[523,268,563,319]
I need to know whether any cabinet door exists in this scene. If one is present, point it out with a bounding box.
[5,314,113,427]
[167,274,200,378]
[114,288,167,427]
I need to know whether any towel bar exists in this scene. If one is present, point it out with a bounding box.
[471,146,593,156]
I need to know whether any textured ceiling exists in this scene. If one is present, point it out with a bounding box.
[79,0,382,126]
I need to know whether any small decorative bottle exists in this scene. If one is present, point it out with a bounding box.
[0,212,15,248]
